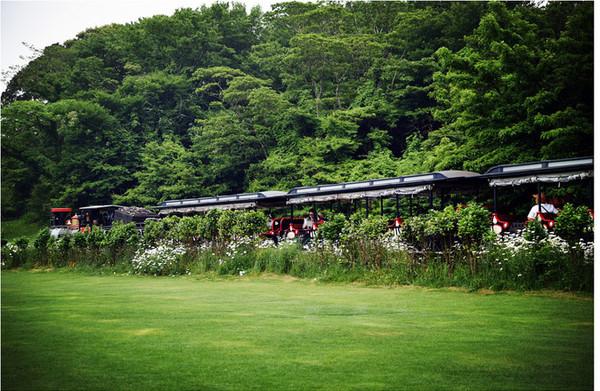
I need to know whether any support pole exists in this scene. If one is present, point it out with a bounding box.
[365,198,369,218]
[537,183,542,214]
[493,187,497,213]
[380,197,384,216]
[290,205,294,221]
[395,194,400,218]
[429,188,433,209]
[409,196,413,216]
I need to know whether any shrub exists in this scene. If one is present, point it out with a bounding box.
[217,210,236,241]
[72,231,88,248]
[101,222,139,264]
[33,228,51,250]
[424,206,459,252]
[2,241,28,268]
[340,215,388,268]
[317,213,347,242]
[85,227,106,249]
[457,202,490,247]
[523,220,548,242]
[351,215,388,240]
[48,235,73,267]
[13,237,29,251]
[143,216,180,245]
[104,222,139,248]
[400,215,428,250]
[142,219,164,245]
[555,203,593,244]
[201,210,221,241]
[173,216,202,245]
[232,210,267,238]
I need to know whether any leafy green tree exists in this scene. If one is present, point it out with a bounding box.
[0,1,593,219]
[50,99,135,207]
[114,136,200,206]
[1,101,57,218]
[190,110,262,194]
[426,2,592,171]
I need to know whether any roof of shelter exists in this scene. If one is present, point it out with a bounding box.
[287,170,481,198]
[157,191,287,210]
[484,157,593,178]
[79,205,123,211]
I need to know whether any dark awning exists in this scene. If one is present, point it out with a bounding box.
[286,170,480,204]
[483,157,593,187]
[157,191,287,215]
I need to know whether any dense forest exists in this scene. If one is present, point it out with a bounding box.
[1,1,593,220]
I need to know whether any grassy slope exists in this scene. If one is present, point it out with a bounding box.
[1,271,593,391]
[1,217,42,241]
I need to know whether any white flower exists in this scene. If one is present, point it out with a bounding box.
[131,241,185,275]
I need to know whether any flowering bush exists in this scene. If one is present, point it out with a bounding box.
[486,229,593,290]
[2,207,593,291]
[2,241,28,268]
[131,241,186,275]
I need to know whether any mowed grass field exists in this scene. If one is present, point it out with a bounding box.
[2,271,593,390]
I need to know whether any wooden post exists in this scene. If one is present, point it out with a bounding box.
[395,194,400,217]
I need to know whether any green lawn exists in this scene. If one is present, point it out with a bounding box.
[1,271,593,390]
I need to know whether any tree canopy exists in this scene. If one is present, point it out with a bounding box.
[1,1,593,219]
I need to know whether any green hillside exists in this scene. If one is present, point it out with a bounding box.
[2,2,593,220]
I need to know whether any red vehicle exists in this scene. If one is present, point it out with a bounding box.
[535,212,557,230]
[491,212,512,234]
[387,217,403,235]
[261,217,305,242]
[261,215,325,242]
[50,208,72,227]
[491,211,556,234]
[50,208,73,237]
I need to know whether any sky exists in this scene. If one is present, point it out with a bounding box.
[0,0,278,91]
